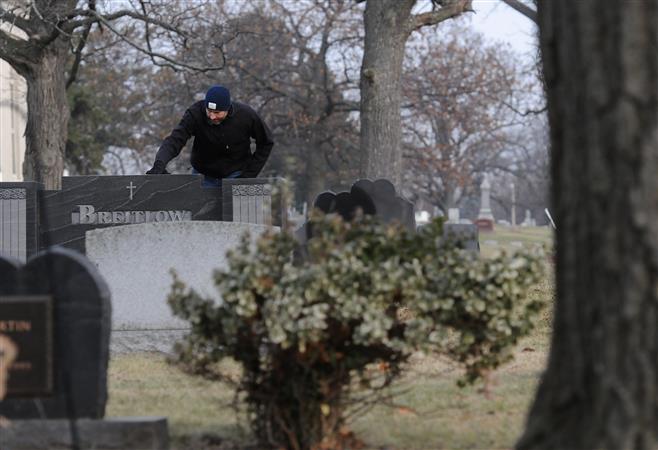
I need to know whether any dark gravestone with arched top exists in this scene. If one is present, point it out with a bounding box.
[0,248,169,448]
[298,179,416,243]
[0,247,111,419]
[296,178,478,252]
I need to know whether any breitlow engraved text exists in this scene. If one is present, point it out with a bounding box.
[71,205,192,225]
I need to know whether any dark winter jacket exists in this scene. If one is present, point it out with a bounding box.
[155,100,274,178]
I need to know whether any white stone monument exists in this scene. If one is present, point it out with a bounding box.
[477,174,495,221]
[448,208,460,223]
[521,209,534,226]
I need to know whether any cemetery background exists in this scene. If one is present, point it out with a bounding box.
[0,1,559,449]
[0,0,548,225]
[3,0,657,448]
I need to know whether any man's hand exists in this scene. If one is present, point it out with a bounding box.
[146,160,169,174]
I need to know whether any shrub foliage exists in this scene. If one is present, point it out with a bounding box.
[168,214,544,449]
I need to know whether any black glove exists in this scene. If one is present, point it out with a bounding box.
[146,160,169,175]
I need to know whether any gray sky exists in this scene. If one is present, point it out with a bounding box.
[469,0,537,57]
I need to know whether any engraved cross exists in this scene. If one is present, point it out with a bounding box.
[126,182,136,200]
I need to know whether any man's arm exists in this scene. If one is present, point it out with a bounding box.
[241,111,274,178]
[148,109,195,173]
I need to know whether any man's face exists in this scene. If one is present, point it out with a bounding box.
[206,108,228,124]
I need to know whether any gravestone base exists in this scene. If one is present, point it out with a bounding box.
[0,416,168,450]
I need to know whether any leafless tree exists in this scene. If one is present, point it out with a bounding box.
[401,26,538,215]
[0,0,225,189]
[357,0,472,188]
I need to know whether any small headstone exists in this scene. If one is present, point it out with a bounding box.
[297,179,415,245]
[510,241,524,248]
[352,179,415,229]
[442,223,479,252]
[415,210,430,225]
[307,179,413,228]
[474,218,494,232]
[448,208,460,223]
[222,177,287,226]
[477,174,495,221]
[521,209,534,227]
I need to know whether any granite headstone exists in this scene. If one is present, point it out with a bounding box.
[222,177,287,226]
[0,248,111,419]
[299,179,415,242]
[39,175,223,254]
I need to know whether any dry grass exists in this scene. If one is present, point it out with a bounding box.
[106,227,555,449]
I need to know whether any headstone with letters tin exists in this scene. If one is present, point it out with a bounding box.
[0,249,170,448]
[0,248,111,419]
[0,295,53,396]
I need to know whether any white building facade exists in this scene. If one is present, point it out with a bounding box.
[0,58,26,182]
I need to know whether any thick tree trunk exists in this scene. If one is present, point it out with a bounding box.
[518,1,658,449]
[23,41,69,190]
[359,0,414,188]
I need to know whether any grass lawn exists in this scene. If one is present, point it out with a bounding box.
[106,227,554,450]
[480,225,553,247]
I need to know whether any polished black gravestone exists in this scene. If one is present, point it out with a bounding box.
[39,175,223,253]
[297,179,480,253]
[298,179,416,242]
[0,248,111,419]
[0,248,169,449]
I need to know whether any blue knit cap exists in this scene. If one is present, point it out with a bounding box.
[205,85,231,111]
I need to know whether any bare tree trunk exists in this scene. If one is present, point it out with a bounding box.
[304,140,328,207]
[23,42,69,190]
[518,1,658,449]
[359,0,414,187]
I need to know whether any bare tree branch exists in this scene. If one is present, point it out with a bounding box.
[0,28,38,75]
[0,4,34,33]
[88,10,225,73]
[66,1,97,89]
[60,8,185,35]
[501,0,537,23]
[409,0,474,33]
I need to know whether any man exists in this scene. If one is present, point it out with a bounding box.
[146,85,274,186]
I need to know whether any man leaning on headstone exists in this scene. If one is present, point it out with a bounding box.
[146,85,274,187]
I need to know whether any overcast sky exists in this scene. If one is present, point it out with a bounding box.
[469,0,537,57]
